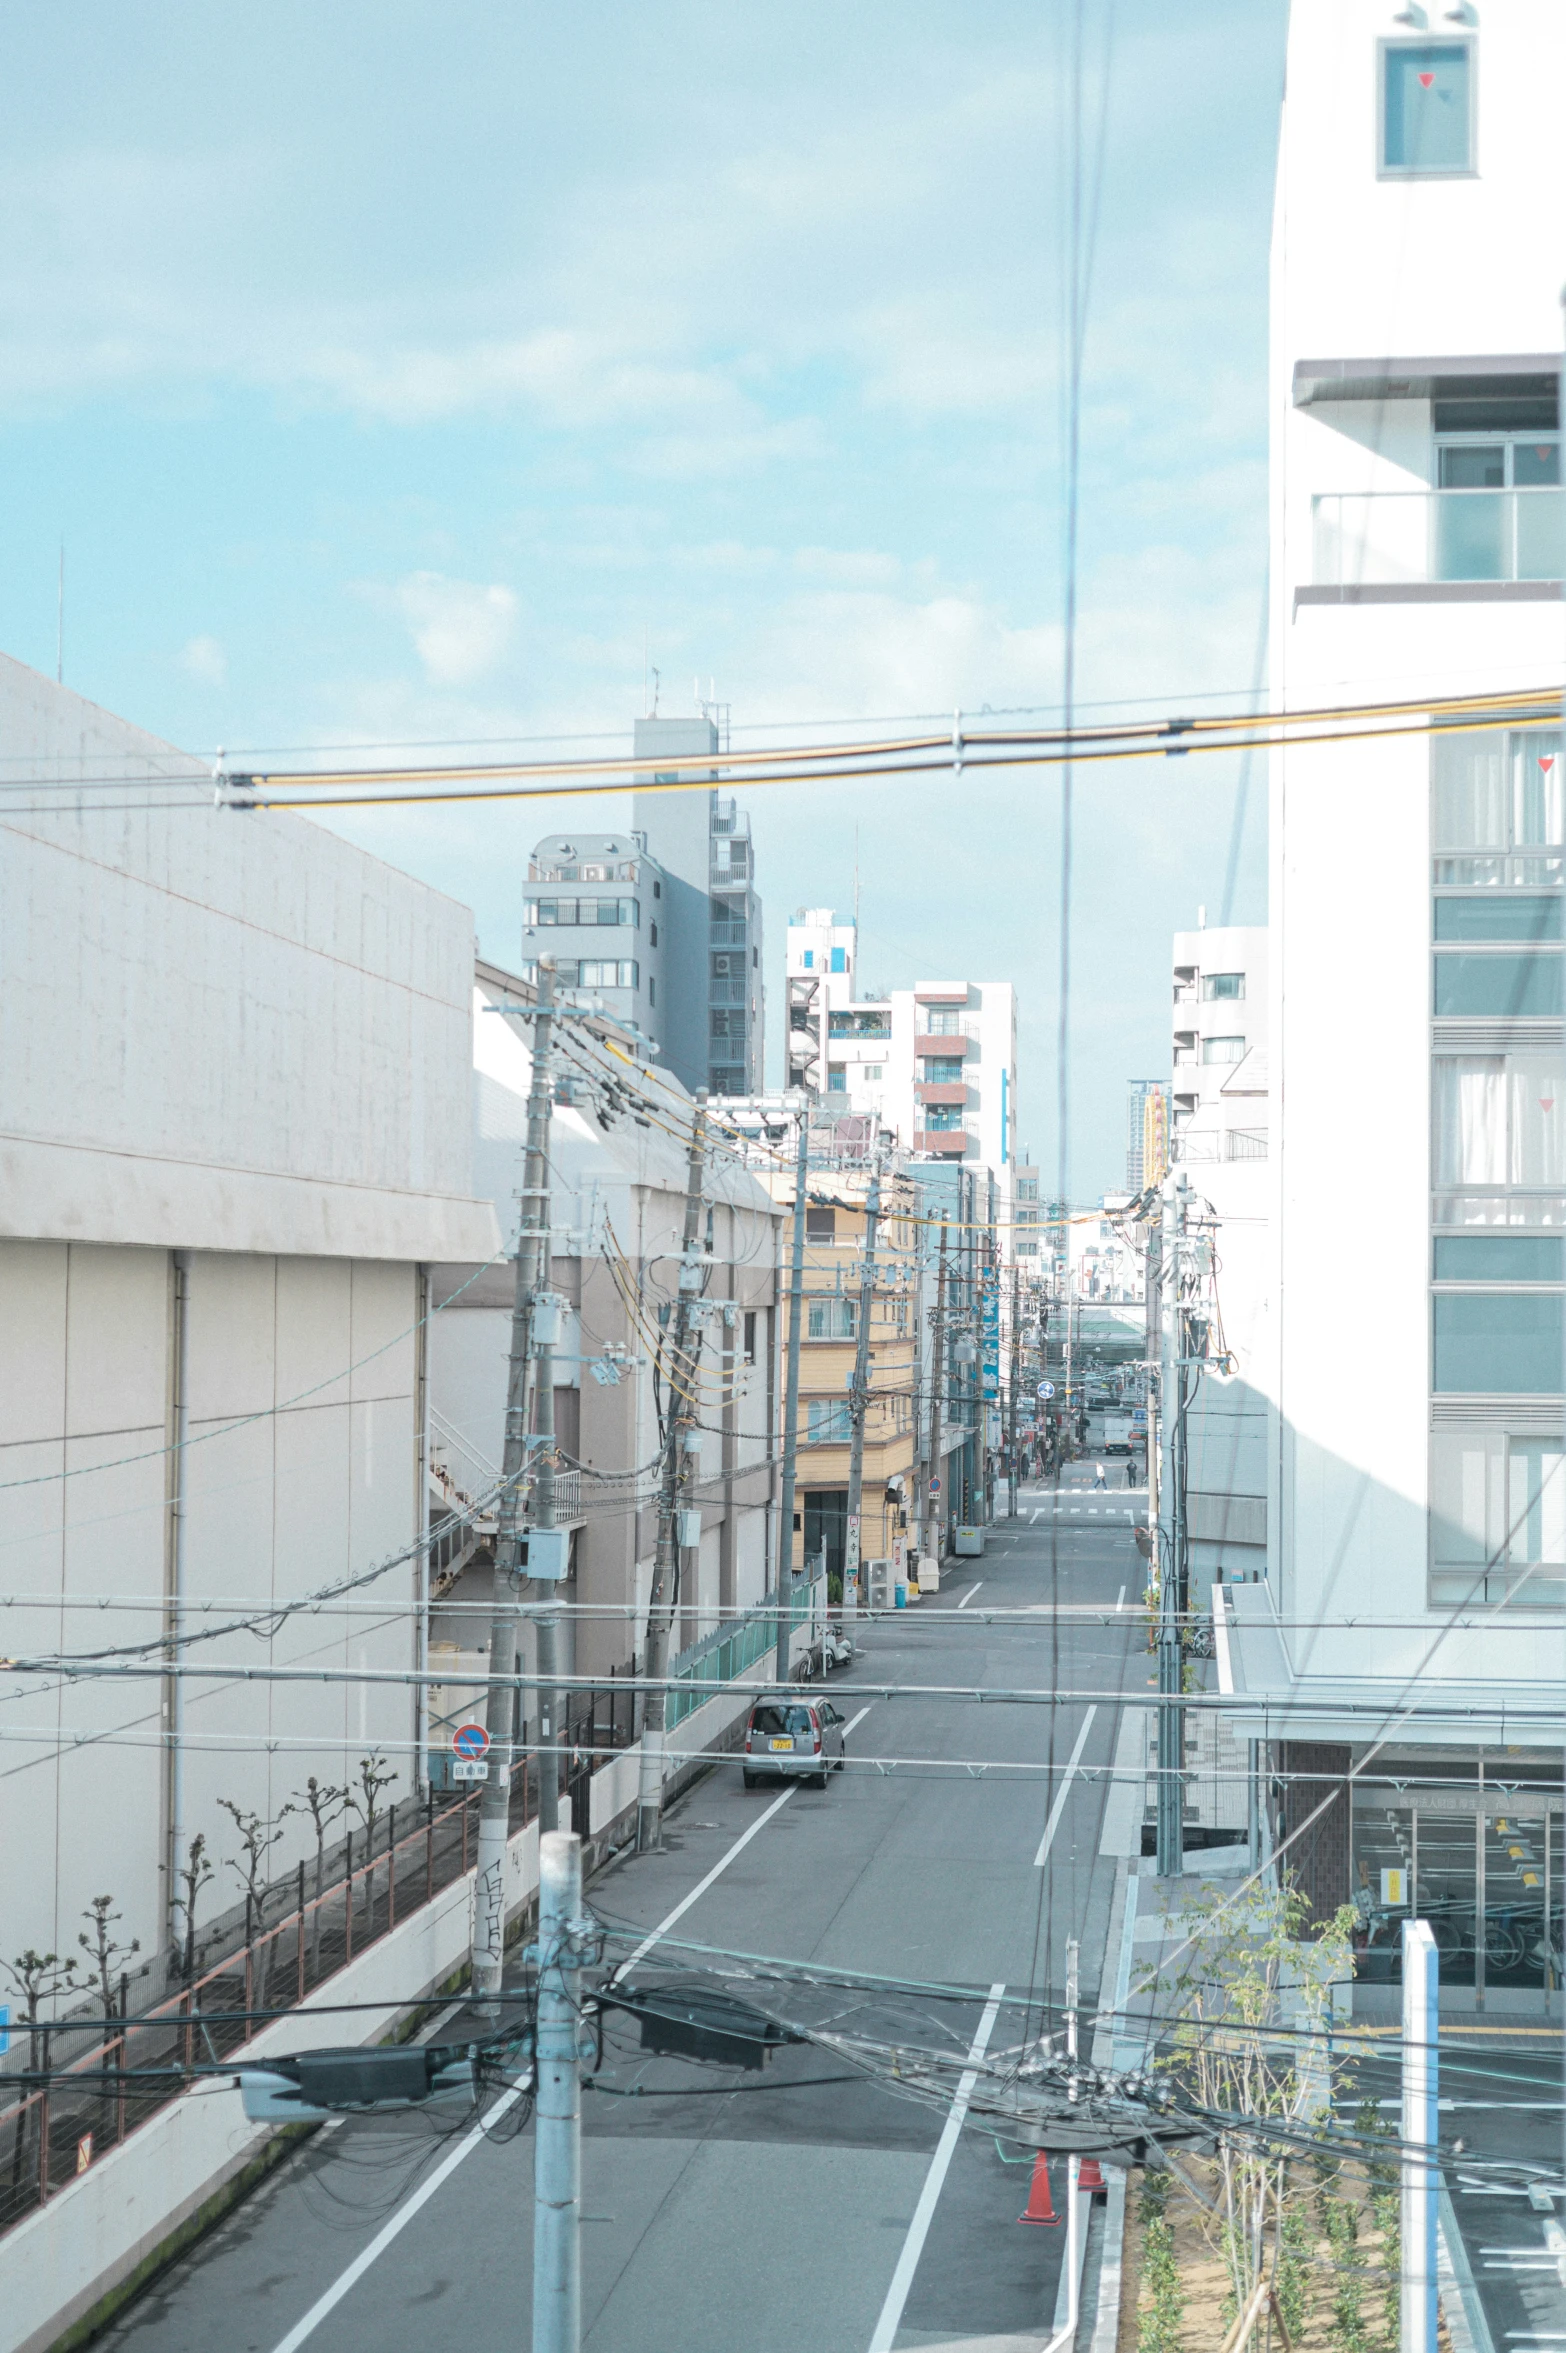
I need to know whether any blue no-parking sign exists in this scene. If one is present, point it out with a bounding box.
[453,1723,490,1762]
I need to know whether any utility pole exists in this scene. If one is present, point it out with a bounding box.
[843,1162,882,1610]
[1007,1263,1020,1518]
[533,1829,585,2353]
[472,961,558,2005]
[774,1105,810,1669]
[930,1221,949,1559]
[636,1093,709,1852]
[533,1297,560,1839]
[1400,1918,1439,2353]
[1155,1170,1187,1878]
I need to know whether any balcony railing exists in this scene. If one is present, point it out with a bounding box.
[1174,1127,1268,1164]
[1312,488,1564,587]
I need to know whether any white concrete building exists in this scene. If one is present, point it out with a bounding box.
[0,654,497,1983]
[1226,0,1566,1939]
[783,909,1019,1207]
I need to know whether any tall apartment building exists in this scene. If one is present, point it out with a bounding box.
[783,909,1019,1181]
[1225,0,1565,1944]
[632,714,765,1097]
[1126,1078,1172,1192]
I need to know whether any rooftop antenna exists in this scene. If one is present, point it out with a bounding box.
[56,542,63,685]
[650,666,660,716]
[853,825,860,945]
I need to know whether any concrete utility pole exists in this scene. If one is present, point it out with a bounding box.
[843,1162,882,1608]
[533,1829,585,2353]
[1154,1170,1187,1878]
[1400,1918,1439,2353]
[1006,1263,1020,1518]
[636,1093,709,1852]
[533,1301,561,1839]
[472,962,558,2004]
[930,1221,949,1559]
[774,1106,810,1672]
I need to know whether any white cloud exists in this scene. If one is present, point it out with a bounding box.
[392,573,517,686]
[179,633,227,684]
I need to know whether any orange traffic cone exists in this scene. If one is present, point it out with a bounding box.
[1018,2152,1058,2225]
[1078,2157,1106,2193]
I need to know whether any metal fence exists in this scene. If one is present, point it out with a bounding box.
[0,1590,817,2244]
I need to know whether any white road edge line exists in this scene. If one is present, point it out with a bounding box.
[269,1722,875,2353]
[956,1583,983,1610]
[866,1982,1006,2353]
[1033,1706,1100,1869]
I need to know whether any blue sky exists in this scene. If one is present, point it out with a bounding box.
[2,0,1286,1196]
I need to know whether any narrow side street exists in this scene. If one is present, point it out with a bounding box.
[95,1487,1146,2353]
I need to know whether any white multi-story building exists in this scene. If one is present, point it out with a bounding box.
[783,909,1019,1193]
[0,653,498,1984]
[1225,0,1566,1937]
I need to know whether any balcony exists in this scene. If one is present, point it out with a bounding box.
[1174,1127,1268,1164]
[914,1128,970,1157]
[1312,488,1564,588]
[916,1081,968,1107]
[915,1032,972,1059]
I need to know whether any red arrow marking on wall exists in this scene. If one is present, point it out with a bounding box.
[1418,71,1435,87]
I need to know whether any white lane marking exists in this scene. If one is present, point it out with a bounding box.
[1030,1508,1043,1524]
[1033,1706,1099,1868]
[1116,1586,1126,1611]
[867,1983,1005,2353]
[268,2102,522,2353]
[268,1734,855,2353]
[956,1583,983,1610]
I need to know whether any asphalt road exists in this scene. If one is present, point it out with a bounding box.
[97,1478,1146,2353]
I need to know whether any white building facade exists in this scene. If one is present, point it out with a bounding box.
[1229,0,1566,1935]
[0,655,497,1987]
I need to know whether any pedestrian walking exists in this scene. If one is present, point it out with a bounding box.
[1093,1460,1107,1490]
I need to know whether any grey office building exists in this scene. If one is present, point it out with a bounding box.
[523,833,665,1047]
[631,714,765,1099]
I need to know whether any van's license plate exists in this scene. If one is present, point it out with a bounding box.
[768,1737,792,1751]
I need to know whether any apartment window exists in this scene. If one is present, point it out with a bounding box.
[743,1310,757,1365]
[1431,1426,1565,1604]
[653,879,661,898]
[753,947,759,968]
[1380,41,1473,178]
[1018,1240,1040,1257]
[1433,1293,1563,1393]
[1201,973,1245,1001]
[1017,1178,1039,1202]
[831,947,846,973]
[1433,1056,1565,1187]
[805,1205,836,1242]
[923,1105,964,1131]
[1201,1035,1246,1064]
[649,921,658,947]
[807,1297,857,1340]
[1435,1234,1564,1282]
[863,1064,884,1082]
[649,976,655,1006]
[827,1066,847,1093]
[1434,730,1564,871]
[922,1058,966,1083]
[802,950,815,969]
[1434,894,1561,944]
[807,1399,854,1444]
[711,1008,745,1040]
[924,1007,962,1035]
[578,959,637,989]
[1433,952,1562,1019]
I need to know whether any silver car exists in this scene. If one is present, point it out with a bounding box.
[742,1698,848,1790]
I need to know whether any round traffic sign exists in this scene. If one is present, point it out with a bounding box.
[1036,1381,1055,1399]
[453,1723,490,1762]
[929,1476,941,1497]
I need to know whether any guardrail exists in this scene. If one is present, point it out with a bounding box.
[1312,486,1564,586]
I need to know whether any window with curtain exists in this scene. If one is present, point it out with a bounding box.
[806,1399,853,1444]
[1433,1055,1566,1187]
[807,1297,856,1340]
[1433,729,1565,851]
[1430,1428,1566,1601]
